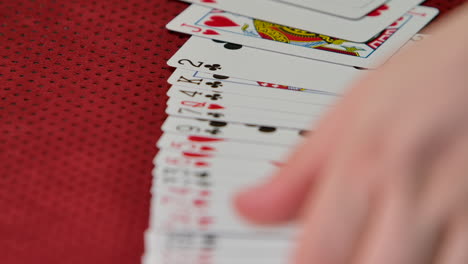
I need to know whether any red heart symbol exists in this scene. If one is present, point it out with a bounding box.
[199,216,213,226]
[201,0,217,3]
[199,190,211,197]
[203,29,219,35]
[193,199,208,207]
[195,161,210,167]
[204,15,239,27]
[183,152,212,158]
[367,4,389,17]
[188,136,223,142]
[200,146,215,151]
[208,104,224,110]
[390,16,404,27]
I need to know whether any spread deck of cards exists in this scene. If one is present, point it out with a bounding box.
[143,1,438,263]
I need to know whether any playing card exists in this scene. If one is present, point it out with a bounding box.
[167,36,364,94]
[167,85,331,115]
[165,97,323,129]
[180,0,430,42]
[146,232,293,255]
[274,0,388,19]
[161,116,309,147]
[387,33,429,57]
[167,5,438,68]
[152,164,272,232]
[144,232,293,264]
[146,1,437,262]
[168,68,342,102]
[152,150,297,233]
[157,133,292,162]
[153,149,280,172]
[151,180,296,235]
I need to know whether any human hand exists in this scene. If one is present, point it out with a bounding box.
[235,4,468,264]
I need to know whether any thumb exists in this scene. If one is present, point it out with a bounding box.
[234,99,351,224]
[234,138,326,224]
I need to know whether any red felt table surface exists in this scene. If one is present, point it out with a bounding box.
[0,1,466,263]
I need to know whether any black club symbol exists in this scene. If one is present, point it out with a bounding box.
[204,64,222,71]
[208,113,224,118]
[195,172,210,178]
[205,128,222,135]
[205,94,222,101]
[203,234,217,246]
[206,81,223,88]
[213,74,229,80]
[212,40,243,50]
[299,130,312,137]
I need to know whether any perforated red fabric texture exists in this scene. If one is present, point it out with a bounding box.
[0,1,466,264]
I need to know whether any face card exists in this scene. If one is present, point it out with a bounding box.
[167,5,438,68]
[166,97,323,130]
[167,85,331,116]
[167,36,364,95]
[180,0,430,42]
[168,85,331,112]
[274,0,388,19]
[168,68,342,102]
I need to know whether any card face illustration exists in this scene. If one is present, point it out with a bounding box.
[167,36,363,95]
[167,5,438,68]
[180,0,430,42]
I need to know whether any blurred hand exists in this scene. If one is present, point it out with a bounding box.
[236,4,468,264]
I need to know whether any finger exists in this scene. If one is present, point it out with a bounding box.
[293,153,377,264]
[291,92,402,264]
[353,180,444,264]
[422,135,468,219]
[233,129,331,224]
[354,136,468,264]
[433,214,468,264]
[424,136,468,264]
[235,80,374,224]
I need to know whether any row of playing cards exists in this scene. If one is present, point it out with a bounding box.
[144,1,438,263]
